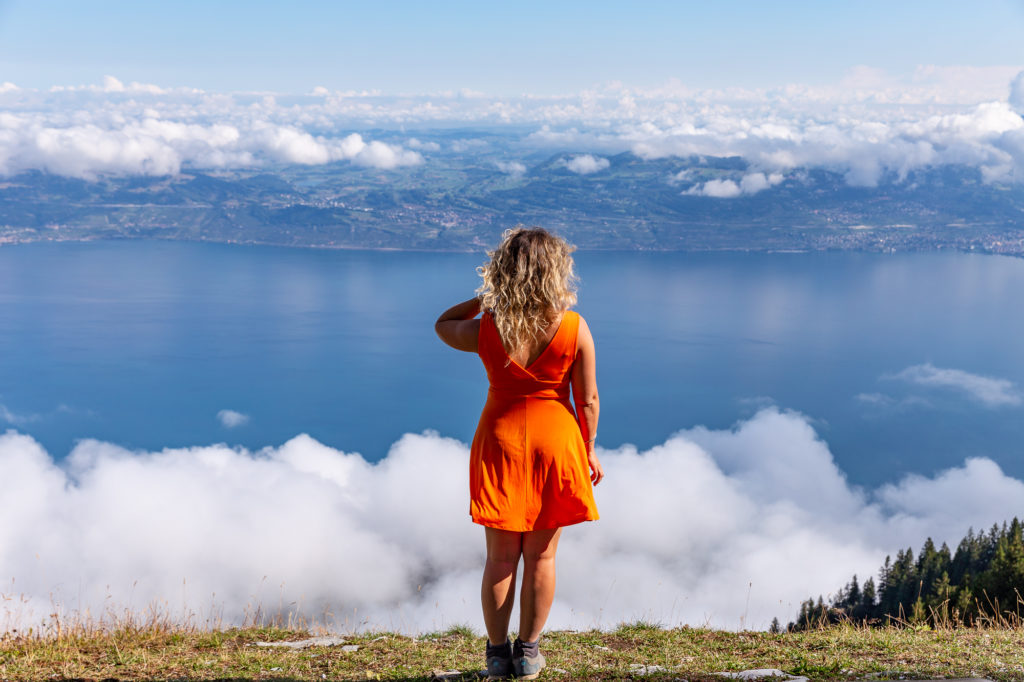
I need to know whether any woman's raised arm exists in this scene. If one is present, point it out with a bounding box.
[435,297,482,352]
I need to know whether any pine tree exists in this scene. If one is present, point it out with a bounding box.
[950,527,976,585]
[930,571,953,625]
[858,576,877,622]
[979,517,1024,617]
[954,572,975,624]
[846,574,861,610]
[910,596,927,624]
[895,548,918,620]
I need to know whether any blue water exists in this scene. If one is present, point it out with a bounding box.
[1,240,1022,487]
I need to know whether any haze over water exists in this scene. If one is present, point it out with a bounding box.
[1,240,1022,487]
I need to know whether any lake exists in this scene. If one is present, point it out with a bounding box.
[1,240,1022,488]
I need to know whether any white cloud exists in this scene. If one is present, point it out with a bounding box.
[689,178,741,198]
[0,83,18,94]
[0,404,40,426]
[406,138,441,152]
[887,363,1021,407]
[1009,70,1024,115]
[347,137,423,169]
[49,75,171,95]
[102,75,125,93]
[564,154,609,174]
[687,172,784,198]
[5,69,1024,183]
[740,171,784,193]
[248,124,329,164]
[1,407,1020,635]
[449,138,489,153]
[496,160,527,176]
[216,409,249,428]
[855,392,931,411]
[856,392,894,406]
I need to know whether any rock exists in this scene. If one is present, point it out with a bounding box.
[341,644,360,652]
[252,635,350,649]
[428,670,465,680]
[715,669,806,681]
[631,663,669,675]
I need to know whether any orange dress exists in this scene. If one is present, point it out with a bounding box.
[469,310,600,531]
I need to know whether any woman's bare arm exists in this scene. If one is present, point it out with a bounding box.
[571,315,603,485]
[435,297,482,352]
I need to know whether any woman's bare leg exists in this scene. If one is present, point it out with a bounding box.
[482,527,523,645]
[518,527,562,642]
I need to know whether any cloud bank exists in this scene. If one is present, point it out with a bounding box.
[0,90,423,178]
[2,407,1021,634]
[1,68,1024,183]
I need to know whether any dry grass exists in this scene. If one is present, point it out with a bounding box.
[2,617,1024,681]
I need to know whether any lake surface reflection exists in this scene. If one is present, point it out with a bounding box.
[0,241,1021,487]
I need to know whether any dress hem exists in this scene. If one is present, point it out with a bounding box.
[470,513,599,532]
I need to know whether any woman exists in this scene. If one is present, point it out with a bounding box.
[435,227,603,680]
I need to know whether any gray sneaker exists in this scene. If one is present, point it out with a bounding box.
[513,651,546,680]
[485,639,513,680]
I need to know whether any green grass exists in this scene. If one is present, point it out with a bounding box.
[2,620,1024,680]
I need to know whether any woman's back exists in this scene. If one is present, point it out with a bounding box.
[503,311,565,369]
[477,310,578,400]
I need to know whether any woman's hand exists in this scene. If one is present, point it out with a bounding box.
[587,446,604,486]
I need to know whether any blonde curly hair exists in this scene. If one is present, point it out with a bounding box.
[476,227,578,354]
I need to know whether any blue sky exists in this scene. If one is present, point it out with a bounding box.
[0,0,1022,93]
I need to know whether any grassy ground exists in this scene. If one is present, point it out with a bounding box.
[2,621,1024,681]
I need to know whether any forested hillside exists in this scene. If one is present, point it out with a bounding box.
[790,518,1024,630]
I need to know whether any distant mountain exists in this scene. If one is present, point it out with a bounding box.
[2,153,1023,254]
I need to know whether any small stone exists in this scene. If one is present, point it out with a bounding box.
[715,670,794,680]
[591,644,612,651]
[341,644,360,652]
[429,670,463,681]
[631,663,669,676]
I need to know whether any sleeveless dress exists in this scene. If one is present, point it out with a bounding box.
[469,310,600,531]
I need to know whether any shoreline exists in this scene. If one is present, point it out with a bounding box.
[1,233,1022,258]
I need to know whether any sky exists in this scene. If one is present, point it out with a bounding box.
[0,0,1022,94]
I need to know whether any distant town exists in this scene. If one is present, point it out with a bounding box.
[2,140,1023,256]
